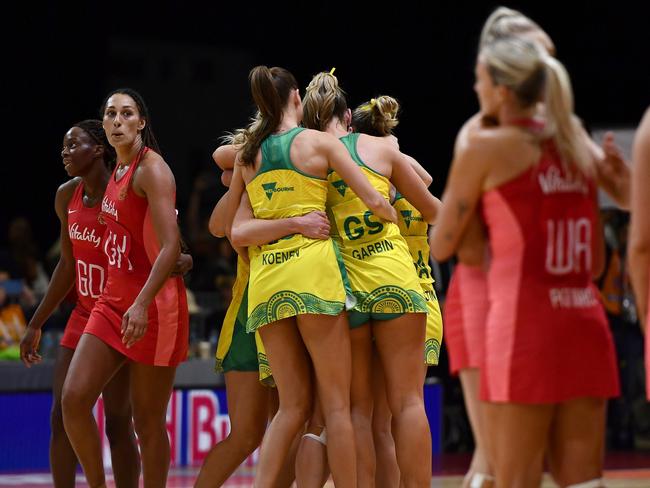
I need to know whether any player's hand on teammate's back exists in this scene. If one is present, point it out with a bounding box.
[295,211,330,240]
[171,253,193,276]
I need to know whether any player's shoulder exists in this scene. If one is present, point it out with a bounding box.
[56,177,82,199]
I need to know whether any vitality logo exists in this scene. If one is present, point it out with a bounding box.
[262,182,294,200]
[332,179,349,197]
[400,210,424,229]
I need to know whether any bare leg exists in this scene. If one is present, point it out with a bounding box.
[547,397,607,487]
[350,323,375,487]
[372,348,400,488]
[255,318,313,488]
[373,314,430,488]
[50,346,79,488]
[129,363,176,488]
[194,371,268,487]
[101,364,140,488]
[458,369,493,488]
[62,334,127,488]
[295,393,329,488]
[483,402,553,487]
[265,387,299,487]
[297,313,357,488]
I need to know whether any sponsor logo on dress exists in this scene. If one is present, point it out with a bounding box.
[262,182,294,200]
[332,180,348,197]
[101,196,118,220]
[400,210,424,229]
[538,166,588,195]
[69,223,101,248]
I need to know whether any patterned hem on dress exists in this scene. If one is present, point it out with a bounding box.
[425,337,441,365]
[247,290,345,332]
[351,285,428,314]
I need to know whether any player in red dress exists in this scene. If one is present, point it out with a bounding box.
[629,107,650,398]
[61,89,189,488]
[440,9,556,487]
[431,37,619,486]
[20,120,140,488]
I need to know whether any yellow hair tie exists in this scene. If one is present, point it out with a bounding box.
[370,98,376,107]
[329,67,336,75]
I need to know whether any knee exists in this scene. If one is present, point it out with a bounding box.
[386,390,422,418]
[372,418,393,444]
[350,404,372,432]
[105,412,135,447]
[351,397,373,420]
[61,383,94,422]
[232,424,266,454]
[132,411,165,443]
[278,396,312,428]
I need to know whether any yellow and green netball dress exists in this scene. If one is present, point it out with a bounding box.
[245,127,353,332]
[394,193,443,365]
[327,133,427,328]
[215,256,273,385]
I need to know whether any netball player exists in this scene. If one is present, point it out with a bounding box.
[628,107,650,396]
[431,37,619,486]
[20,120,140,488]
[298,71,439,487]
[61,89,189,488]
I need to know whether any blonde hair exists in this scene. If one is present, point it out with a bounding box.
[302,71,348,131]
[222,112,262,147]
[480,6,546,48]
[236,66,298,165]
[481,37,590,174]
[351,96,400,137]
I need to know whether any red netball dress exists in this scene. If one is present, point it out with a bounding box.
[60,181,107,349]
[481,140,619,403]
[84,148,189,366]
[443,263,489,374]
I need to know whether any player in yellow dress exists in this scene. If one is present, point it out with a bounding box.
[195,139,333,487]
[352,95,443,487]
[298,71,440,486]
[223,66,397,488]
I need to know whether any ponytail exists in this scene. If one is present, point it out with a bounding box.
[481,37,590,175]
[351,95,400,137]
[302,70,348,131]
[238,66,298,165]
[542,55,590,174]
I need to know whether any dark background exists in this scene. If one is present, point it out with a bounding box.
[2,0,649,250]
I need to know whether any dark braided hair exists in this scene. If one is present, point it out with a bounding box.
[73,119,117,170]
[100,88,162,155]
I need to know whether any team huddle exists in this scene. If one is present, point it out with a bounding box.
[17,5,650,488]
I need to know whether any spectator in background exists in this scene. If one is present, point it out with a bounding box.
[186,169,223,246]
[6,217,49,301]
[599,209,647,449]
[185,170,236,296]
[0,276,28,360]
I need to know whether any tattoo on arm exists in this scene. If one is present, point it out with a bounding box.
[457,200,469,221]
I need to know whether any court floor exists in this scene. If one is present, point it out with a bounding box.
[2,453,649,487]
